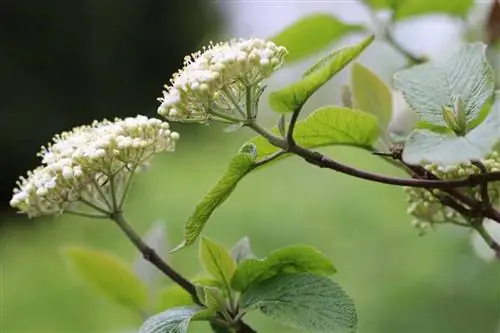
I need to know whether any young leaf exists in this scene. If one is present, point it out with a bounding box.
[230,236,255,264]
[62,246,147,313]
[231,245,336,292]
[394,43,494,128]
[248,106,379,161]
[139,306,204,333]
[269,35,374,113]
[199,237,237,295]
[180,148,256,248]
[239,273,357,333]
[271,13,365,63]
[403,93,500,165]
[156,284,194,312]
[195,285,226,312]
[351,62,393,131]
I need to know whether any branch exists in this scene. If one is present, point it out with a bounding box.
[286,109,301,146]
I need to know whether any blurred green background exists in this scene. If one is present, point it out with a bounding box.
[1,1,499,333]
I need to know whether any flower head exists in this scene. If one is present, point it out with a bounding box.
[157,38,287,123]
[10,115,179,217]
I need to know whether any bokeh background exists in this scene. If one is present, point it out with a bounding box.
[1,1,499,332]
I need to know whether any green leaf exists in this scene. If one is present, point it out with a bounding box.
[62,246,147,313]
[351,62,393,131]
[394,43,494,128]
[231,245,336,292]
[403,93,500,165]
[139,306,203,333]
[271,13,365,63]
[195,285,226,312]
[199,237,237,294]
[156,284,194,312]
[230,236,255,264]
[269,35,374,113]
[239,273,357,333]
[394,0,474,20]
[248,106,379,161]
[180,148,256,248]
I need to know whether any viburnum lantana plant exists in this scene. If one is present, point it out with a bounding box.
[10,5,500,333]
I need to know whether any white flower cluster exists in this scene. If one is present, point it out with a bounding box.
[10,115,179,217]
[404,152,500,233]
[157,38,287,123]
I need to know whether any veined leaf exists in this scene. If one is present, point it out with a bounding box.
[62,246,147,313]
[231,245,336,292]
[180,147,256,249]
[269,35,374,113]
[351,62,393,131]
[239,273,357,333]
[199,237,237,295]
[394,43,494,128]
[139,306,203,333]
[271,13,365,63]
[248,106,379,161]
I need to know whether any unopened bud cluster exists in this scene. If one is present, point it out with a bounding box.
[404,152,500,234]
[10,115,179,217]
[157,38,287,123]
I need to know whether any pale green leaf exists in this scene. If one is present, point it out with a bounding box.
[199,237,237,294]
[231,245,336,292]
[195,285,225,312]
[403,93,500,165]
[394,43,494,127]
[239,273,357,333]
[156,284,194,312]
[62,246,147,313]
[271,13,365,63]
[139,306,203,333]
[351,62,393,131]
[181,149,256,248]
[248,106,379,161]
[394,0,474,20]
[269,35,374,113]
[230,236,255,264]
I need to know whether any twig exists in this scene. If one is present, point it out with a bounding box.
[286,109,302,147]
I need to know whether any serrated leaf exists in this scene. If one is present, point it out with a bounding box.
[248,106,379,161]
[139,306,203,333]
[199,237,237,295]
[271,13,365,63]
[403,93,500,165]
[239,273,357,333]
[156,284,194,312]
[195,285,225,312]
[230,237,255,264]
[269,35,374,113]
[62,246,147,313]
[231,245,336,292]
[394,43,494,128]
[351,62,393,131]
[180,151,256,248]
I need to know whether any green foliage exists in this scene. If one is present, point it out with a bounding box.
[403,94,500,165]
[230,236,255,264]
[394,43,494,128]
[180,147,257,248]
[156,284,194,312]
[195,285,226,312]
[239,273,357,333]
[351,63,393,131]
[271,13,365,63]
[139,306,203,333]
[249,106,379,161]
[61,246,147,313]
[365,0,473,20]
[231,245,336,292]
[199,237,237,295]
[269,35,374,113]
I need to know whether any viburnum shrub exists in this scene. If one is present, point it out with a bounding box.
[10,2,500,332]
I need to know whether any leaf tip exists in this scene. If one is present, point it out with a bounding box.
[170,241,187,254]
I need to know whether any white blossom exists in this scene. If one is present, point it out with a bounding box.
[157,38,287,123]
[10,115,179,217]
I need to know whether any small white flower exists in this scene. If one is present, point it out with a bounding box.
[470,219,500,262]
[11,115,179,217]
[157,38,287,123]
